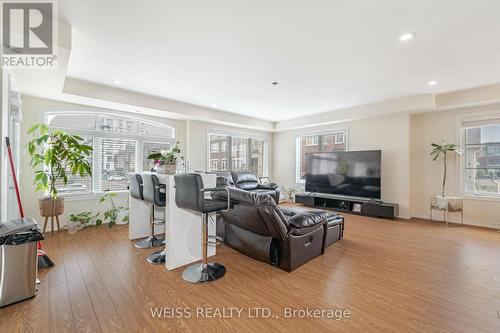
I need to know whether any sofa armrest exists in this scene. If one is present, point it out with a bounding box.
[257,183,279,190]
[288,220,326,236]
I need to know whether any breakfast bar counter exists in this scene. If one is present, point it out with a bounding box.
[128,172,217,270]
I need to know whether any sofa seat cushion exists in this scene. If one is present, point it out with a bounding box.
[325,215,344,227]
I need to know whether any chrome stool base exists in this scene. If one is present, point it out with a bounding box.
[135,236,165,249]
[182,263,226,283]
[147,249,166,265]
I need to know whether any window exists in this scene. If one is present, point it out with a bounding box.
[463,123,500,196]
[96,138,136,191]
[305,136,318,146]
[55,136,93,195]
[45,112,176,195]
[210,160,219,170]
[208,132,267,176]
[211,142,219,153]
[296,130,347,183]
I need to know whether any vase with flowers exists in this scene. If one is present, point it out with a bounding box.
[147,141,181,174]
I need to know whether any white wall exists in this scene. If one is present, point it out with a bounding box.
[186,120,273,176]
[0,68,6,222]
[273,113,411,218]
[410,104,500,228]
[19,95,187,229]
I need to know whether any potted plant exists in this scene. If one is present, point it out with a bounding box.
[430,141,462,197]
[68,212,99,234]
[27,124,93,223]
[284,187,297,202]
[96,191,129,228]
[430,141,464,215]
[146,141,181,174]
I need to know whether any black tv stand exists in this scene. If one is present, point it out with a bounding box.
[295,193,398,219]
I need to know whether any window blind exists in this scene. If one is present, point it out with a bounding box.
[95,138,136,192]
[54,136,93,195]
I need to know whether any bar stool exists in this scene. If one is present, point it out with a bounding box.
[135,174,165,249]
[147,174,167,264]
[129,174,151,248]
[174,173,230,283]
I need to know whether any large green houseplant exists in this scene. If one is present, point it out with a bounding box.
[27,123,93,219]
[430,141,462,197]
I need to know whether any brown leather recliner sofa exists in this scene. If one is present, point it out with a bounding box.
[213,187,344,272]
[210,171,281,204]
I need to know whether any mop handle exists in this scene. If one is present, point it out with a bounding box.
[5,137,24,218]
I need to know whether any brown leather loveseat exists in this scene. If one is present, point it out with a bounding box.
[213,187,344,272]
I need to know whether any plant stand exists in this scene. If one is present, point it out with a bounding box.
[39,198,65,234]
[430,196,463,227]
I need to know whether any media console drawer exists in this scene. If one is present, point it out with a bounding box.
[294,195,315,206]
[362,202,398,218]
[294,194,398,219]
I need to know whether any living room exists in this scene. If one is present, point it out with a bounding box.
[1,1,499,332]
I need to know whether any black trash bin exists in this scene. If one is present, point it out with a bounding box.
[0,217,44,307]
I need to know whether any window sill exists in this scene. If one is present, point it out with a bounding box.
[462,194,500,202]
[52,191,129,202]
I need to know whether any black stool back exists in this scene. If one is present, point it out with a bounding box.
[151,174,166,207]
[129,174,143,200]
[142,174,154,205]
[174,173,205,213]
[175,173,228,214]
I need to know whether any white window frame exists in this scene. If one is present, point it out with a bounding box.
[335,133,345,144]
[207,129,269,177]
[210,142,219,152]
[295,128,348,184]
[457,111,500,201]
[305,136,319,146]
[41,110,176,199]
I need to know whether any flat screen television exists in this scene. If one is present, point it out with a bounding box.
[304,150,381,199]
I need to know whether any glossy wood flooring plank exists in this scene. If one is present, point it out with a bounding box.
[1,214,499,333]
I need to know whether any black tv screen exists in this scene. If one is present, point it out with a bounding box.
[304,150,381,199]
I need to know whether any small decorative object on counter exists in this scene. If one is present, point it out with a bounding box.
[147,141,181,174]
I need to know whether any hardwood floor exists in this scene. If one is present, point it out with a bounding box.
[1,215,499,332]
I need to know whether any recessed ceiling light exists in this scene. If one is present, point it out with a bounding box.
[211,103,218,108]
[399,32,415,41]
[428,80,438,86]
[113,80,121,84]
[272,82,279,85]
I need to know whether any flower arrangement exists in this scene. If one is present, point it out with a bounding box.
[147,141,181,167]
[284,187,298,200]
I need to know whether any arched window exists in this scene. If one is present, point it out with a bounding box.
[43,111,176,195]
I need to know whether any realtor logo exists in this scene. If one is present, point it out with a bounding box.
[1,0,58,68]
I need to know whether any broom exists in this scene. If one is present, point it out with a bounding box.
[5,137,54,268]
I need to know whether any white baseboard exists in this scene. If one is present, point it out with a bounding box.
[412,213,500,230]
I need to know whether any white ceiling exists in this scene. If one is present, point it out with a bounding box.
[61,0,500,121]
